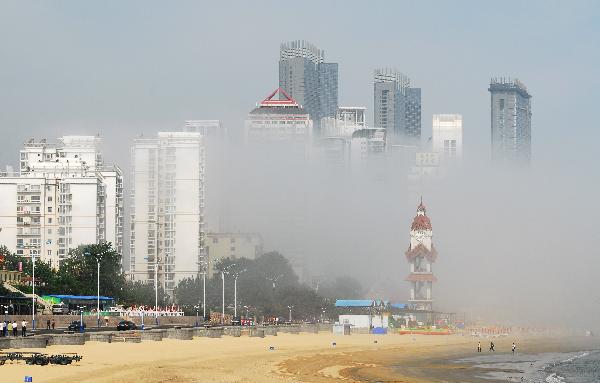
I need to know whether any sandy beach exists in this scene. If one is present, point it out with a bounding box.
[1,332,597,382]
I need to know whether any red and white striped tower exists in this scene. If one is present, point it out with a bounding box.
[405,199,437,311]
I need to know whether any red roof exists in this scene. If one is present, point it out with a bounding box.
[411,215,432,231]
[405,243,438,262]
[260,87,299,107]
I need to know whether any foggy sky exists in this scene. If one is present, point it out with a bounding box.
[1,1,599,329]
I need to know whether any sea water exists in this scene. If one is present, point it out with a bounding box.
[457,349,600,382]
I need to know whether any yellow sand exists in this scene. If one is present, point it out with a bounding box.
[0,333,581,382]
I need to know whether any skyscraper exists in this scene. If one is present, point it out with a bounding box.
[129,132,205,294]
[373,69,421,144]
[489,78,532,164]
[279,40,338,131]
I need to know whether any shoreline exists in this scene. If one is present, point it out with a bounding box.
[0,332,596,382]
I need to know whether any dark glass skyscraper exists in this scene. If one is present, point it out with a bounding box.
[489,78,532,164]
[373,69,421,144]
[279,40,338,132]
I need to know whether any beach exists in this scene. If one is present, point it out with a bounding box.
[1,332,597,382]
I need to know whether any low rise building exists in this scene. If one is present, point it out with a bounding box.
[205,232,263,277]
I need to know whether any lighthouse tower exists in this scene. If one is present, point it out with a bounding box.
[405,200,437,311]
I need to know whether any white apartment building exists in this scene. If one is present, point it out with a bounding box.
[432,114,463,159]
[0,136,124,268]
[129,132,205,294]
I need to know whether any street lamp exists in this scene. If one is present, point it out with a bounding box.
[31,252,36,331]
[199,259,212,321]
[219,263,235,324]
[194,304,201,327]
[287,305,294,323]
[232,269,246,319]
[84,250,105,328]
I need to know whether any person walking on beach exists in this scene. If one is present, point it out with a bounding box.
[489,341,495,351]
[477,341,482,352]
[21,320,27,337]
[512,342,516,354]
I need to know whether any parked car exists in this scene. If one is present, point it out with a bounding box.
[52,304,69,315]
[117,320,137,331]
[67,321,85,331]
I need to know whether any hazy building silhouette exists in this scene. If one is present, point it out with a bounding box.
[489,78,532,164]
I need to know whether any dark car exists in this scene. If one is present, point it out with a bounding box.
[67,321,85,331]
[117,320,137,331]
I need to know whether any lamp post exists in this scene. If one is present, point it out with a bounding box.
[84,251,102,328]
[194,304,200,327]
[232,269,246,319]
[219,263,235,324]
[77,305,85,333]
[31,252,36,331]
[199,259,212,321]
[287,305,294,323]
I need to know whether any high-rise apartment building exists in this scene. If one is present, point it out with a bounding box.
[279,40,338,131]
[489,78,532,164]
[0,136,123,268]
[432,114,463,159]
[129,132,205,294]
[374,69,421,144]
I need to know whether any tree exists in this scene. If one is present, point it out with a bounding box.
[319,276,364,300]
[56,243,126,298]
[174,252,333,320]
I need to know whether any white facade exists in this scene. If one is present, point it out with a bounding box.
[183,120,224,140]
[0,136,123,268]
[350,128,386,165]
[244,88,313,158]
[321,106,366,139]
[432,114,462,159]
[129,132,205,294]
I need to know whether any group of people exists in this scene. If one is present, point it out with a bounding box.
[0,320,27,337]
[477,341,517,354]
